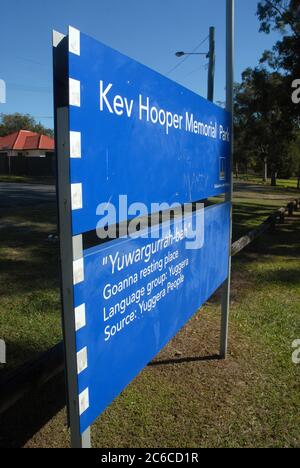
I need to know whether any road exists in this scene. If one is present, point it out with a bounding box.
[0,182,56,211]
[0,180,296,212]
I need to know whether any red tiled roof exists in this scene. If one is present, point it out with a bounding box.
[22,134,40,149]
[0,131,20,150]
[0,130,54,151]
[38,134,54,150]
[13,130,36,150]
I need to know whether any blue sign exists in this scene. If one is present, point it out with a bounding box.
[75,203,230,433]
[54,26,232,438]
[68,28,231,236]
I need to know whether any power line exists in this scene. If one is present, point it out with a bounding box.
[183,64,207,79]
[7,82,52,94]
[165,35,209,77]
[33,116,54,119]
[13,56,48,67]
[0,49,48,67]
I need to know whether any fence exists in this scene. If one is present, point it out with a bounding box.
[0,153,56,177]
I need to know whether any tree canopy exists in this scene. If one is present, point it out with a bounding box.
[0,113,54,138]
[234,1,300,185]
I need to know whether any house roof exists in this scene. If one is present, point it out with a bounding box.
[0,130,54,151]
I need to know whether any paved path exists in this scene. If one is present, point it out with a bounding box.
[214,181,297,211]
[0,183,56,211]
[233,182,297,205]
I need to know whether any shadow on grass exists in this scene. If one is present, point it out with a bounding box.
[252,267,300,287]
[0,231,60,298]
[0,352,222,448]
[149,354,221,367]
[232,202,277,241]
[239,217,300,259]
[0,372,66,448]
[235,182,300,196]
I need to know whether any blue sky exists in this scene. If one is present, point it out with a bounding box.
[0,0,280,129]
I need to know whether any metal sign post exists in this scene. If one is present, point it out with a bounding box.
[220,0,234,359]
[53,31,91,448]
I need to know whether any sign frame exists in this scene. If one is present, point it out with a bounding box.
[53,0,234,447]
[53,30,91,448]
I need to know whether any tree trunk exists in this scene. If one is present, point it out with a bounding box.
[235,162,239,178]
[263,158,268,182]
[298,165,300,190]
[271,171,277,187]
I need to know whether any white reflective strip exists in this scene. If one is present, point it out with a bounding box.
[70,131,81,158]
[77,347,88,374]
[71,183,83,210]
[52,30,65,47]
[69,78,81,107]
[75,303,86,331]
[79,388,89,416]
[69,26,80,56]
[73,258,84,285]
[72,235,83,261]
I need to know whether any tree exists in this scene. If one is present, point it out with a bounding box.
[234,67,297,185]
[234,82,257,176]
[0,113,54,138]
[287,131,300,187]
[234,2,300,186]
[257,1,300,115]
[257,0,300,38]
[257,1,300,184]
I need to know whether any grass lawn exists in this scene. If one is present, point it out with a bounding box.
[232,183,299,240]
[0,182,299,447]
[0,203,61,372]
[0,174,55,185]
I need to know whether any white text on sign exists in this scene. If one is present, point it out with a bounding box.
[99,81,230,141]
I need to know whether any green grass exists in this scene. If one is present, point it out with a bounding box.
[236,174,300,191]
[232,182,300,239]
[0,174,55,185]
[24,212,300,447]
[0,203,61,372]
[90,212,299,448]
[0,182,300,447]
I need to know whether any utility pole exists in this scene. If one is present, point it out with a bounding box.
[175,26,215,102]
[207,26,215,102]
[220,0,234,359]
